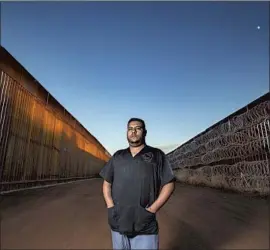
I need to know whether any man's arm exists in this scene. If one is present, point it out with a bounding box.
[102,180,114,208]
[99,155,115,208]
[147,181,175,213]
[147,151,176,213]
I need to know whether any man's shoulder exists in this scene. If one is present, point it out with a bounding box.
[111,148,129,158]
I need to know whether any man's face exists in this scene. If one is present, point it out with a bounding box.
[127,120,145,147]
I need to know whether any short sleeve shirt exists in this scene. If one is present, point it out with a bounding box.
[99,145,175,207]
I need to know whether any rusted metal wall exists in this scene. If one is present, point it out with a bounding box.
[167,92,270,195]
[0,46,111,192]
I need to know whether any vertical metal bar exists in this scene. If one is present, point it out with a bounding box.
[0,72,8,150]
[42,109,48,179]
[30,98,38,181]
[11,85,21,182]
[47,110,53,179]
[35,100,42,180]
[66,125,69,178]
[25,94,33,181]
[53,118,59,179]
[19,89,29,183]
[25,93,33,181]
[61,122,65,179]
[2,78,12,183]
[5,77,16,183]
[49,113,55,179]
[22,97,36,180]
[10,85,19,183]
[21,91,31,188]
[13,86,22,182]
[0,72,9,143]
[1,76,15,184]
[37,102,45,180]
[0,72,10,185]
[35,102,42,180]
[16,86,28,182]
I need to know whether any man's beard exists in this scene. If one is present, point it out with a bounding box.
[127,137,145,147]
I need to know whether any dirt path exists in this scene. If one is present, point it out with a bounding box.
[1,179,269,249]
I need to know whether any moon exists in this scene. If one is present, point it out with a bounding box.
[257,26,261,30]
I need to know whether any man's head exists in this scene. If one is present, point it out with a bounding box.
[127,118,147,147]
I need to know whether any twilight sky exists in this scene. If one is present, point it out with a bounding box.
[1,2,269,154]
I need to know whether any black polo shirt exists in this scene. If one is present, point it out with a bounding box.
[99,145,175,236]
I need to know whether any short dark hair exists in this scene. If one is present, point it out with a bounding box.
[127,118,146,131]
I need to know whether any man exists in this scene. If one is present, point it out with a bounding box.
[99,118,175,250]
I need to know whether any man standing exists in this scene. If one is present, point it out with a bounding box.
[99,118,175,250]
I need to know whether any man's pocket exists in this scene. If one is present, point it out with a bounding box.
[108,206,119,230]
[134,205,156,232]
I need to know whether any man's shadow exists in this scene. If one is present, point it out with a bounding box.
[168,220,213,250]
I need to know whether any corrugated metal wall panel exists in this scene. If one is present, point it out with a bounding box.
[0,46,111,192]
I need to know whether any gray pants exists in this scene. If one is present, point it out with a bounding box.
[111,230,159,249]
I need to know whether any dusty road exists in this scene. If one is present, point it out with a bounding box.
[1,179,269,249]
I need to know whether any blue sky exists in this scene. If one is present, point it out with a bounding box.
[1,2,269,155]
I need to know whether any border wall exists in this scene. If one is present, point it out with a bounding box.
[167,92,270,195]
[0,46,111,192]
